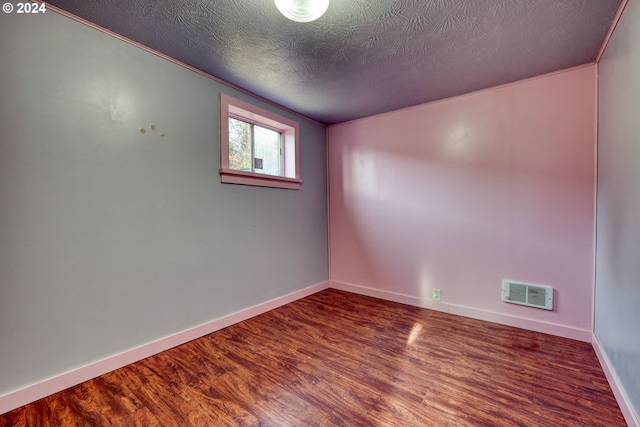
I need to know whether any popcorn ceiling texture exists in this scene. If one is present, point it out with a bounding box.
[47,0,621,124]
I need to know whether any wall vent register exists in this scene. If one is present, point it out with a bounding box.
[502,280,553,310]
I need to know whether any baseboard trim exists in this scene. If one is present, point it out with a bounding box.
[592,333,640,427]
[330,281,592,342]
[0,280,330,415]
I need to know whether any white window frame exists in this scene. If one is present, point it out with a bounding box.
[220,93,301,190]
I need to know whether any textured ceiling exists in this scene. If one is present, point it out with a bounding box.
[46,0,621,125]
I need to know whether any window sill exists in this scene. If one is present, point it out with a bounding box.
[220,168,302,190]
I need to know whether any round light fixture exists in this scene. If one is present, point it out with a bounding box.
[274,0,329,22]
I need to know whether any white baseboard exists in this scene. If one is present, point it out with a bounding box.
[592,333,640,427]
[0,280,330,415]
[330,280,592,342]
[330,281,638,424]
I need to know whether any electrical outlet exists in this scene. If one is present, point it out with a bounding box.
[433,289,442,302]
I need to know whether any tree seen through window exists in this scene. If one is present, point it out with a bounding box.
[228,117,281,176]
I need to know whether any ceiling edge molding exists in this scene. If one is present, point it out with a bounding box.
[596,0,629,63]
[328,62,597,129]
[36,0,326,127]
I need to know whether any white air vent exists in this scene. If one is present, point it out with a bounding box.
[502,280,553,310]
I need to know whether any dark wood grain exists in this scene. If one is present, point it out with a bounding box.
[0,289,626,426]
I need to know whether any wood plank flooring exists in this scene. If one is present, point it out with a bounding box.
[0,289,626,426]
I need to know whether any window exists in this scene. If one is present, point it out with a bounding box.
[220,93,301,189]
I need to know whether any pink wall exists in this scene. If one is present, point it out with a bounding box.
[328,65,597,341]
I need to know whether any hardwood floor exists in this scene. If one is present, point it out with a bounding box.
[0,289,626,426]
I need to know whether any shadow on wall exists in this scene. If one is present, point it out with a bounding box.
[328,65,596,330]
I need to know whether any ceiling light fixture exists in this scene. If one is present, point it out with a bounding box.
[274,0,329,22]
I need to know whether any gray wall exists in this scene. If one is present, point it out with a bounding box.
[0,11,327,395]
[596,0,640,421]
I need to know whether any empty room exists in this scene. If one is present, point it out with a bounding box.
[0,0,638,425]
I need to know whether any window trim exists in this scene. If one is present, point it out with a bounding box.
[220,93,302,190]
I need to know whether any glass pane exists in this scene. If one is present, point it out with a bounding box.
[228,118,252,171]
[254,125,282,176]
